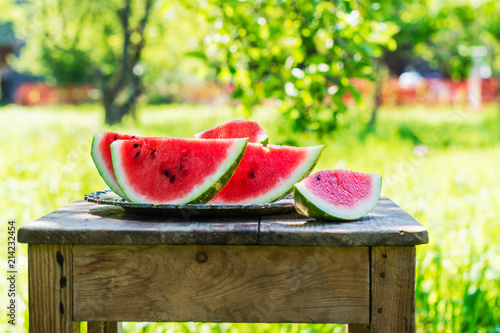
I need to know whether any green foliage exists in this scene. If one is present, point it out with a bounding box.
[1,0,207,89]
[33,0,149,85]
[1,105,499,332]
[384,0,500,79]
[479,0,500,76]
[197,0,398,136]
[41,48,94,85]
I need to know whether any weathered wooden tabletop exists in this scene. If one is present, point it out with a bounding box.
[18,197,428,247]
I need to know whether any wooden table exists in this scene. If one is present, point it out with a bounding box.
[19,197,428,333]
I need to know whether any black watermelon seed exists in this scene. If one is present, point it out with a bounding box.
[135,152,140,157]
[165,170,169,177]
[150,150,156,155]
[131,135,136,138]
[134,144,139,148]
[113,136,117,140]
[180,165,183,170]
[250,173,255,178]
[170,175,175,183]
[317,175,320,181]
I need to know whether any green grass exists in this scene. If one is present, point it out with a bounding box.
[1,104,499,332]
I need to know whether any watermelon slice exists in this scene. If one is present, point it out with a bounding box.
[195,120,269,145]
[294,170,382,221]
[209,143,323,204]
[110,137,248,204]
[91,131,142,198]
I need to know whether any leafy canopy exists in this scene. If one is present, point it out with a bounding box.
[198,0,398,136]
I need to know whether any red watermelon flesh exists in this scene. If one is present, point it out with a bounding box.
[294,170,382,220]
[195,120,269,145]
[209,143,323,204]
[91,131,142,198]
[111,137,248,204]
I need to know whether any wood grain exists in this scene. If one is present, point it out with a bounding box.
[87,322,122,333]
[371,246,416,333]
[259,197,428,247]
[18,200,259,245]
[28,244,79,332]
[19,198,428,248]
[345,323,370,332]
[73,245,370,324]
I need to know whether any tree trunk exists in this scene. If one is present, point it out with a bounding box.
[101,75,140,124]
[367,78,383,130]
[366,62,388,131]
[104,103,127,124]
[100,0,152,125]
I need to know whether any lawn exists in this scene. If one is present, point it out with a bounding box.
[1,103,499,332]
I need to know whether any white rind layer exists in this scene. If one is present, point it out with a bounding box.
[295,174,382,220]
[211,145,324,205]
[195,132,268,145]
[193,131,205,139]
[90,132,127,198]
[194,125,268,144]
[178,138,247,203]
[256,132,269,144]
[110,138,248,204]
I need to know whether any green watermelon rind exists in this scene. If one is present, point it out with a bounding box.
[110,138,248,204]
[211,145,324,205]
[188,138,248,204]
[268,145,324,202]
[90,132,128,199]
[294,174,382,221]
[258,135,269,146]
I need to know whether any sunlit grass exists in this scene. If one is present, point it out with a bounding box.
[1,103,499,332]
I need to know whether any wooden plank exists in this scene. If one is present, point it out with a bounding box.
[19,198,428,247]
[28,244,79,332]
[73,245,370,324]
[371,246,416,333]
[345,324,370,332]
[18,200,259,245]
[88,322,122,333]
[259,197,428,247]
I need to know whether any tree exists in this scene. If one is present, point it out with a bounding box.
[481,0,500,75]
[197,0,398,136]
[364,0,491,129]
[39,0,154,124]
[7,0,155,123]
[97,0,154,124]
[382,0,482,80]
[6,0,210,120]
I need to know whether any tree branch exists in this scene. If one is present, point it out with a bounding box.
[125,0,154,107]
[132,0,154,65]
[110,0,132,99]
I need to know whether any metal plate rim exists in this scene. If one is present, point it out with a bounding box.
[84,190,295,217]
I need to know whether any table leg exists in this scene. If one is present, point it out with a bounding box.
[371,246,416,333]
[28,244,80,332]
[88,321,122,333]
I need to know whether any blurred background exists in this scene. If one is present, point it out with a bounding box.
[1,0,499,332]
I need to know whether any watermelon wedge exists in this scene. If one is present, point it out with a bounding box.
[294,170,382,221]
[195,120,269,145]
[209,143,323,204]
[110,137,248,204]
[91,131,142,198]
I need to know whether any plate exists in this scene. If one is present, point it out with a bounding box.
[84,190,295,218]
